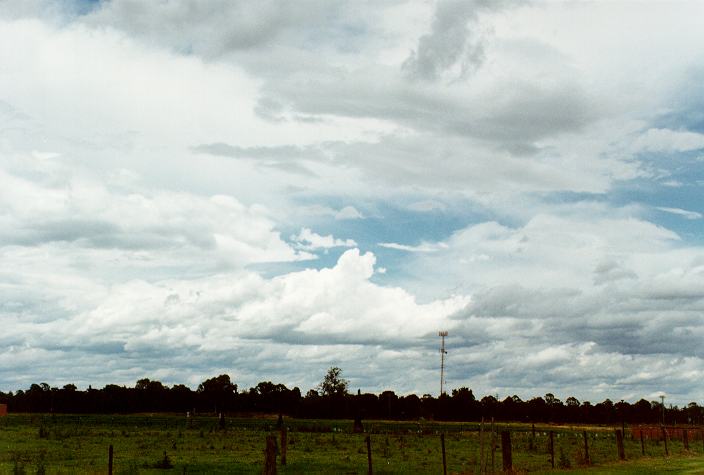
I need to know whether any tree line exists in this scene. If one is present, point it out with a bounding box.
[2,368,702,426]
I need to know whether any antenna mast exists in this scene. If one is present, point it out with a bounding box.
[439,331,448,396]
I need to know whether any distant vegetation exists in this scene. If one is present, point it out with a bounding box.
[2,368,702,426]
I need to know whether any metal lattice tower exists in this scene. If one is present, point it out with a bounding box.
[439,331,448,396]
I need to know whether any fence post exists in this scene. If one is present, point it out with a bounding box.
[441,433,447,475]
[366,435,373,475]
[501,431,512,472]
[264,435,277,475]
[280,426,287,465]
[662,427,669,456]
[640,430,645,456]
[683,429,689,450]
[583,430,590,465]
[490,418,496,474]
[615,429,625,460]
[108,444,113,475]
[479,418,485,474]
[549,431,555,468]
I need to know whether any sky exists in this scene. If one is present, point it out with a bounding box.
[2,0,704,406]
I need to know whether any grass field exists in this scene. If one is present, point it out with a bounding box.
[1,414,703,474]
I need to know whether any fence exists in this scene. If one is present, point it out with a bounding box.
[3,414,703,473]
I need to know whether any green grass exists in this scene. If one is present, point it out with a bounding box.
[537,455,704,474]
[1,415,702,474]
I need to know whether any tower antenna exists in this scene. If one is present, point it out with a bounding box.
[439,331,448,396]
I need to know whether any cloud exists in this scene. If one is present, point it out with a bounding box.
[292,204,364,221]
[656,207,703,220]
[385,210,704,399]
[191,143,320,177]
[263,67,598,151]
[0,162,311,270]
[407,200,448,212]
[402,0,491,82]
[192,143,317,160]
[335,206,364,220]
[632,128,704,153]
[379,242,449,253]
[0,249,468,392]
[2,1,704,404]
[292,228,357,251]
[394,216,704,364]
[82,0,308,56]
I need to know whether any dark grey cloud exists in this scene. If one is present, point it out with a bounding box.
[402,0,495,81]
[82,0,358,59]
[191,142,322,177]
[2,217,216,250]
[192,142,316,160]
[258,69,597,152]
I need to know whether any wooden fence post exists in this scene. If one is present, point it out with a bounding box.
[264,435,277,475]
[640,430,645,456]
[583,430,590,465]
[108,444,113,475]
[490,418,496,474]
[479,418,485,474]
[501,431,512,472]
[280,426,287,465]
[441,433,447,475]
[615,429,625,460]
[683,429,689,450]
[662,427,669,456]
[366,435,373,475]
[549,431,555,469]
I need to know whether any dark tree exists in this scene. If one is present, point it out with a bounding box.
[318,367,348,397]
[198,374,237,413]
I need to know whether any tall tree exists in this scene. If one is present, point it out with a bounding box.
[318,367,348,397]
[198,374,237,413]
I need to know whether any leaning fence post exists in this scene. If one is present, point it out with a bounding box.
[583,430,590,465]
[501,431,512,472]
[549,431,555,469]
[264,435,277,475]
[615,429,625,460]
[108,444,113,475]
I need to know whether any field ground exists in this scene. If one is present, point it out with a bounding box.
[1,414,703,474]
